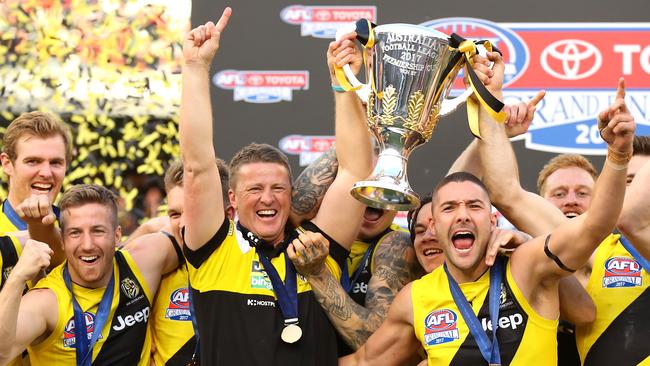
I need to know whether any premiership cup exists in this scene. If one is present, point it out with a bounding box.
[335,21,487,211]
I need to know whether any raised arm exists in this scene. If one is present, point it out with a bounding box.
[512,77,634,282]
[617,157,650,259]
[339,283,420,366]
[124,232,180,295]
[179,8,231,250]
[311,33,373,250]
[0,240,56,363]
[474,54,566,237]
[289,146,338,227]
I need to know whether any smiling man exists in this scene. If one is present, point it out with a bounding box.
[0,184,180,365]
[179,7,372,365]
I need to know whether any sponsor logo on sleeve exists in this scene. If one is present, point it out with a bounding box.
[420,18,650,155]
[63,312,102,348]
[213,70,309,103]
[165,287,192,321]
[280,5,377,38]
[424,309,460,346]
[603,257,643,288]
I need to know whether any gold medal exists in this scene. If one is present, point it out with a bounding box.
[281,323,302,343]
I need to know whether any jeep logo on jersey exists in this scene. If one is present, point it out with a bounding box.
[213,70,309,103]
[603,257,643,288]
[420,19,650,155]
[280,5,377,38]
[481,313,524,331]
[120,277,140,299]
[166,288,192,321]
[423,309,460,345]
[63,312,102,348]
[113,306,150,331]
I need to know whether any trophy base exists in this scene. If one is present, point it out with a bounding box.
[351,181,420,211]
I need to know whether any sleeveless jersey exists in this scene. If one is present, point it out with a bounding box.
[150,233,196,366]
[576,233,650,365]
[183,219,348,366]
[28,250,153,366]
[412,259,558,365]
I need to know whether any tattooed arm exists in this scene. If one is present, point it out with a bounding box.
[289,146,339,227]
[301,231,422,349]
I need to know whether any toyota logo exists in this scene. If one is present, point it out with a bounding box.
[540,39,602,80]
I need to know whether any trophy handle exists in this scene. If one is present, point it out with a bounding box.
[333,20,374,92]
[439,44,491,116]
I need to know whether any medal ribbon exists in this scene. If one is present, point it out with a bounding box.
[63,265,114,366]
[237,223,299,325]
[444,256,505,365]
[340,241,377,293]
[448,33,507,139]
[187,280,201,364]
[619,235,650,274]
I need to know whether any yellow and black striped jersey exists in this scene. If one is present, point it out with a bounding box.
[412,258,558,365]
[28,250,153,366]
[576,233,650,365]
[183,218,348,365]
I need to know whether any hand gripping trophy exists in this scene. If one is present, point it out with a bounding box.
[335,19,506,211]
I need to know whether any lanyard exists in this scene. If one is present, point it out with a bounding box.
[341,241,376,293]
[2,200,60,231]
[63,265,115,366]
[187,279,200,365]
[444,256,504,365]
[236,222,299,325]
[619,235,650,274]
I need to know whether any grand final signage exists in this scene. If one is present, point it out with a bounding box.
[280,5,377,38]
[213,70,309,103]
[422,18,650,155]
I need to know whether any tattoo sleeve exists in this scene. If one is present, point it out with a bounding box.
[290,146,339,221]
[307,231,422,350]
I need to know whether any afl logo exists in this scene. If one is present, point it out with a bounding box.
[540,39,602,80]
[63,312,97,348]
[425,309,458,331]
[121,278,140,299]
[169,288,190,308]
[420,17,529,87]
[605,257,641,275]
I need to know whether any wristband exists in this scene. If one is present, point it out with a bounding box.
[331,84,346,93]
[607,146,632,164]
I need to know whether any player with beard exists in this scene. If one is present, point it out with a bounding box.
[0,184,181,365]
[337,50,633,366]
[180,8,373,365]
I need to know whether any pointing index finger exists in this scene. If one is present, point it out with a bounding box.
[615,77,626,100]
[215,7,232,33]
[528,90,546,107]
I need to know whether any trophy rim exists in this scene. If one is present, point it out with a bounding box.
[350,181,421,212]
[374,23,449,40]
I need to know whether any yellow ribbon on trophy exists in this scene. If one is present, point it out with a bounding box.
[449,33,507,139]
[333,19,376,92]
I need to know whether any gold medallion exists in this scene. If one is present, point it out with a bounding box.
[281,323,302,343]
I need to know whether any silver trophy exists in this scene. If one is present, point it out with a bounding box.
[336,22,479,211]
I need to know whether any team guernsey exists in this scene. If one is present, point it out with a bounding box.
[183,218,348,366]
[412,259,558,365]
[345,224,406,306]
[576,233,650,365]
[27,250,153,366]
[150,233,196,366]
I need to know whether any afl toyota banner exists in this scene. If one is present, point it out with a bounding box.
[192,1,649,195]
